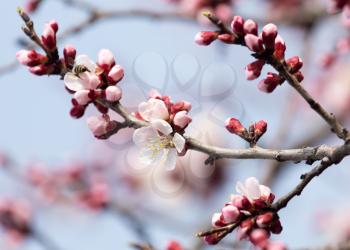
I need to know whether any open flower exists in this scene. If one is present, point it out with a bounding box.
[133,119,185,171]
[235,177,272,202]
[64,55,100,92]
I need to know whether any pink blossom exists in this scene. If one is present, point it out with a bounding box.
[262,23,278,50]
[231,16,244,35]
[222,204,240,223]
[244,19,258,35]
[41,20,58,51]
[87,115,110,137]
[63,44,77,67]
[225,118,245,135]
[195,31,218,46]
[249,229,270,247]
[245,60,265,80]
[108,64,124,83]
[16,50,46,66]
[286,56,303,74]
[244,34,264,53]
[258,72,283,93]
[74,90,91,106]
[97,49,115,71]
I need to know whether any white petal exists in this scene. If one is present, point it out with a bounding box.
[245,177,261,199]
[259,185,271,197]
[161,148,178,171]
[75,55,96,72]
[64,72,84,91]
[172,133,186,153]
[132,126,159,148]
[235,181,246,195]
[138,98,169,121]
[151,119,173,135]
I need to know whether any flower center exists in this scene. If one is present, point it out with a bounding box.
[147,136,174,160]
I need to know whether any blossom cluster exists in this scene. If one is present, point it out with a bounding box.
[195,15,304,93]
[133,91,192,171]
[28,162,110,210]
[0,199,32,243]
[225,118,267,145]
[204,177,284,250]
[164,0,233,23]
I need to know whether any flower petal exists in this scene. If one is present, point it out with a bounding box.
[133,126,159,148]
[259,185,271,197]
[138,98,169,121]
[236,181,246,195]
[151,119,173,135]
[161,148,178,171]
[75,55,96,72]
[245,177,261,199]
[172,133,186,153]
[64,72,84,91]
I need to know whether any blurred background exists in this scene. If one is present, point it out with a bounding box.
[1,0,350,249]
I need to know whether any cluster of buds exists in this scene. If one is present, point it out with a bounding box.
[25,0,43,13]
[0,199,32,243]
[202,177,284,250]
[27,162,110,210]
[195,15,304,93]
[225,118,267,145]
[165,0,233,23]
[16,17,60,76]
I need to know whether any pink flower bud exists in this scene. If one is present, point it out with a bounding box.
[245,59,265,80]
[70,105,85,119]
[225,118,245,135]
[262,23,278,50]
[98,49,115,71]
[274,35,286,60]
[286,56,303,74]
[222,205,240,223]
[195,31,218,46]
[256,212,274,228]
[258,72,283,93]
[294,71,304,82]
[108,64,124,83]
[237,218,254,240]
[41,21,57,51]
[63,44,76,67]
[74,90,91,106]
[87,115,110,137]
[16,50,46,66]
[204,234,220,245]
[243,19,258,35]
[173,111,192,129]
[182,101,192,111]
[270,219,283,234]
[218,33,236,44]
[105,86,122,102]
[231,16,244,35]
[48,20,58,33]
[254,120,267,139]
[166,241,183,250]
[28,65,52,75]
[244,34,264,53]
[249,229,270,248]
[212,212,225,227]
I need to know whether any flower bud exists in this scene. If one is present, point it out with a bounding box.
[266,241,287,250]
[74,90,91,106]
[41,20,57,51]
[244,34,264,53]
[173,111,192,129]
[225,118,245,135]
[105,86,122,102]
[262,23,278,50]
[195,31,218,46]
[222,205,240,223]
[274,35,286,60]
[108,64,124,84]
[245,60,265,80]
[258,72,283,93]
[294,71,304,82]
[254,120,267,139]
[16,50,47,67]
[204,234,220,245]
[70,105,85,119]
[237,218,254,240]
[286,56,303,74]
[28,65,52,75]
[87,115,110,137]
[270,219,283,234]
[212,212,226,227]
[218,33,236,44]
[25,0,42,13]
[256,212,274,228]
[98,49,115,71]
[243,19,258,35]
[231,16,244,35]
[231,195,252,210]
[63,44,76,68]
[249,229,270,247]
